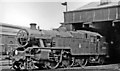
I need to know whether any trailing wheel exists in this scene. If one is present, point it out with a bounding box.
[98,57,105,65]
[74,58,88,67]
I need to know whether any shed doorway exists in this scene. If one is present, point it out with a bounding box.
[72,23,83,31]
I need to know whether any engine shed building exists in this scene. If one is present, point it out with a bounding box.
[62,1,120,63]
[0,23,25,54]
[63,1,120,31]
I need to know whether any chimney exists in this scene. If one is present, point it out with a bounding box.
[100,0,111,5]
[30,23,37,30]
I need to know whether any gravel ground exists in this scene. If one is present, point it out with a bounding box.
[1,64,120,71]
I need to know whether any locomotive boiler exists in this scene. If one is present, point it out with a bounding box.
[11,24,108,70]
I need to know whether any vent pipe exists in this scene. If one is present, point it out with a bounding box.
[100,0,111,5]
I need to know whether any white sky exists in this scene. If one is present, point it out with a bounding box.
[0,0,119,30]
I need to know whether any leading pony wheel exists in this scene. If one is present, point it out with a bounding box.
[74,58,88,67]
[12,60,24,70]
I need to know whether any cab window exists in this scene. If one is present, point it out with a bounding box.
[43,39,52,47]
[90,36,95,43]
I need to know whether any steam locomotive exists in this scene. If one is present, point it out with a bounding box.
[11,26,108,70]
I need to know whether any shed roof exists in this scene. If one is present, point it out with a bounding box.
[0,23,30,36]
[0,22,28,29]
[0,32,17,36]
[73,2,119,11]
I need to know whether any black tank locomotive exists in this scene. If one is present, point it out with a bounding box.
[11,28,108,70]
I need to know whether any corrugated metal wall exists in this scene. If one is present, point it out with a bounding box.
[64,7,118,23]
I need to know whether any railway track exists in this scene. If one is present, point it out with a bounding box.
[1,64,120,71]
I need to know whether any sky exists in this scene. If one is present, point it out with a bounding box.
[0,0,119,30]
